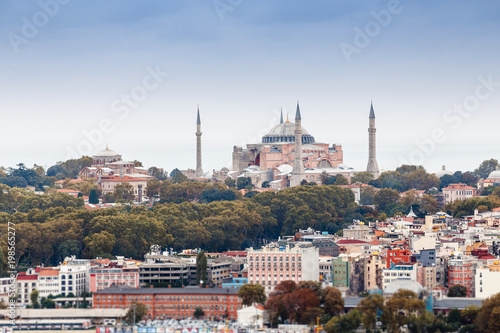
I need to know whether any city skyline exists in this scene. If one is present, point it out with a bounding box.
[1,1,500,174]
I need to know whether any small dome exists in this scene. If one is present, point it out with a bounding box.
[488,166,500,180]
[262,122,315,144]
[436,165,453,178]
[94,145,121,158]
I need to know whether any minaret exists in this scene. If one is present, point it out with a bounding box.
[280,108,284,124]
[366,102,380,178]
[195,106,203,178]
[290,102,306,187]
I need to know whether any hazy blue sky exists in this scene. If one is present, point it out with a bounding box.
[1,0,500,175]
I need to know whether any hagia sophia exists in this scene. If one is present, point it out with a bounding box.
[79,102,380,194]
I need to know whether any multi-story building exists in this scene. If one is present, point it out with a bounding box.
[448,254,475,297]
[319,256,333,284]
[342,224,371,240]
[93,285,242,321]
[475,264,500,298]
[139,254,232,287]
[38,267,61,298]
[442,183,478,205]
[0,277,12,305]
[247,243,319,293]
[90,261,140,293]
[364,254,386,291]
[382,262,418,290]
[417,265,437,289]
[386,248,412,268]
[332,255,350,288]
[16,268,39,305]
[60,256,91,297]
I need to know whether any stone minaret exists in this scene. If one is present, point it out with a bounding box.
[195,106,203,178]
[290,102,306,187]
[366,102,380,178]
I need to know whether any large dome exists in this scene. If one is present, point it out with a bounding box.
[436,165,453,178]
[488,167,500,180]
[262,122,315,144]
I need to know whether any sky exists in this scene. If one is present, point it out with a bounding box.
[1,0,500,175]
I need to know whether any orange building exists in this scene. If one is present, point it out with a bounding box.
[93,285,242,321]
[386,249,412,269]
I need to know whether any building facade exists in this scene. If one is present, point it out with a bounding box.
[247,244,319,293]
[93,285,242,321]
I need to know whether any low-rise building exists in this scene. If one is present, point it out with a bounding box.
[93,285,242,321]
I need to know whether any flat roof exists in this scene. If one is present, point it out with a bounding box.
[94,285,240,295]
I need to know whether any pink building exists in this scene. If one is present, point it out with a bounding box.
[442,183,478,205]
[89,260,139,293]
[247,244,319,293]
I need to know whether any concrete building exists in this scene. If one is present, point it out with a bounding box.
[89,260,140,293]
[365,254,386,291]
[475,264,500,298]
[16,268,39,306]
[247,243,319,293]
[382,262,418,290]
[448,254,476,297]
[343,224,371,240]
[60,256,91,297]
[332,255,350,289]
[38,267,61,298]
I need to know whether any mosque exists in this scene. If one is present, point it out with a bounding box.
[194,102,380,188]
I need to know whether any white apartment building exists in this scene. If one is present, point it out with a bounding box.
[382,262,418,290]
[38,268,61,298]
[60,256,91,297]
[475,265,500,298]
[247,243,319,293]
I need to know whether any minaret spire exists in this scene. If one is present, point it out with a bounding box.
[280,108,284,124]
[366,102,380,178]
[290,101,306,187]
[195,106,203,178]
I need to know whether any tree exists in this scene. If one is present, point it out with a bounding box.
[195,251,207,286]
[474,159,498,179]
[373,188,399,213]
[261,181,270,188]
[477,292,500,333]
[237,177,253,190]
[41,297,56,309]
[84,231,116,258]
[334,175,349,186]
[381,289,425,333]
[322,287,344,317]
[351,171,374,184]
[170,168,188,183]
[448,284,467,297]
[239,284,266,306]
[194,306,205,319]
[357,293,385,331]
[113,183,135,202]
[30,289,40,308]
[360,186,377,205]
[225,177,236,188]
[126,302,147,325]
[132,160,143,167]
[89,189,99,204]
[324,309,361,333]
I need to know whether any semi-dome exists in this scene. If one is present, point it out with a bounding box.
[436,165,453,178]
[262,122,315,144]
[487,166,500,180]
